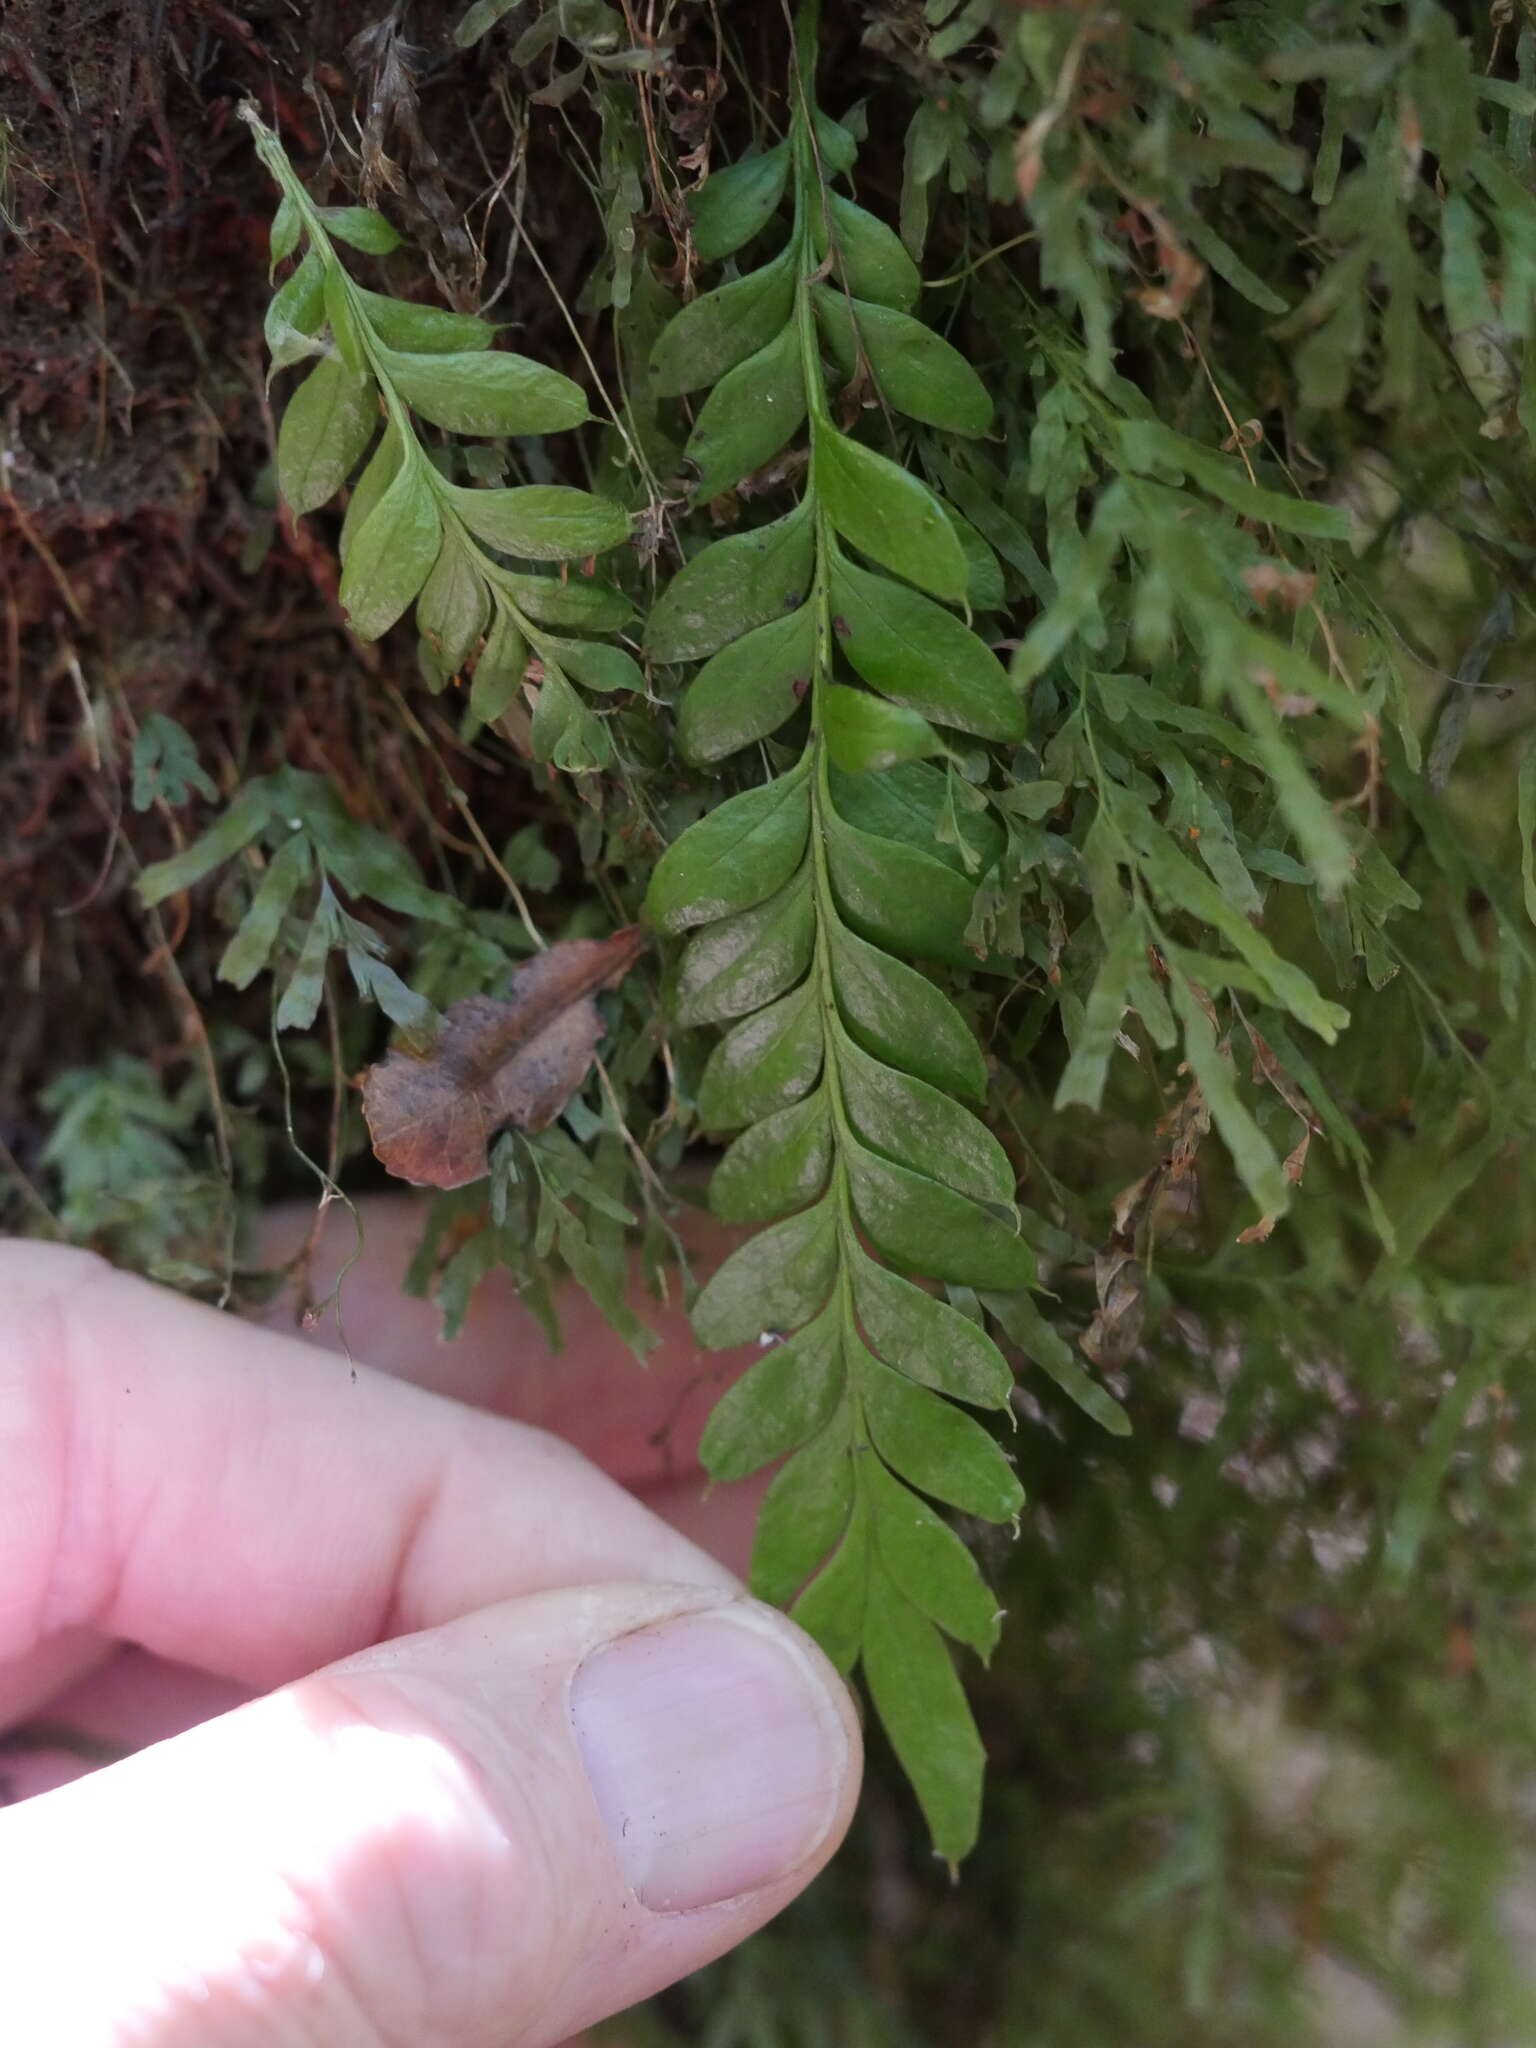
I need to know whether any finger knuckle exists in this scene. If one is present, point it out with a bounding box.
[272,1669,586,2046]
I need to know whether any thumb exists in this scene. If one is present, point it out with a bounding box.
[0,1582,860,2047]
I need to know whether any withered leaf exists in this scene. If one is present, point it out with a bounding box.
[1082,1073,1212,1369]
[1236,1128,1312,1245]
[1080,1243,1147,1372]
[361,928,644,1189]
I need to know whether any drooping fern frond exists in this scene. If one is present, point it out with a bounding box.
[243,104,635,770]
[640,0,1056,1862]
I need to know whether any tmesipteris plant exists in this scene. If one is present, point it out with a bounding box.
[242,103,636,770]
[641,2,1043,1860]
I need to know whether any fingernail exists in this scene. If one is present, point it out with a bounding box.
[570,1603,849,1913]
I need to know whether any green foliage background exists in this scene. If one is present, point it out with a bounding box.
[8,0,1536,2037]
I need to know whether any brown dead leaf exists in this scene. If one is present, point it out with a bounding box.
[1240,1018,1323,1135]
[360,929,645,1190]
[1136,241,1206,321]
[345,17,480,305]
[1242,561,1318,612]
[1156,1071,1213,1182]
[1231,1008,1321,1242]
[1082,1069,1211,1368]
[1236,1128,1312,1244]
[1081,1241,1147,1370]
[1250,661,1317,718]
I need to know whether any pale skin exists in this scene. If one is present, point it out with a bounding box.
[0,1200,862,2046]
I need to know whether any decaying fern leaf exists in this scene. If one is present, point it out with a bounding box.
[243,105,635,770]
[641,1,1045,1861]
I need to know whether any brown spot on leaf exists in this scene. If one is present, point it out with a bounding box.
[360,928,645,1190]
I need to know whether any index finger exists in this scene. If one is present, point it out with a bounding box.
[2,1242,737,1693]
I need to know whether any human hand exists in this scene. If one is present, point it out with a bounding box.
[0,1205,861,2045]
